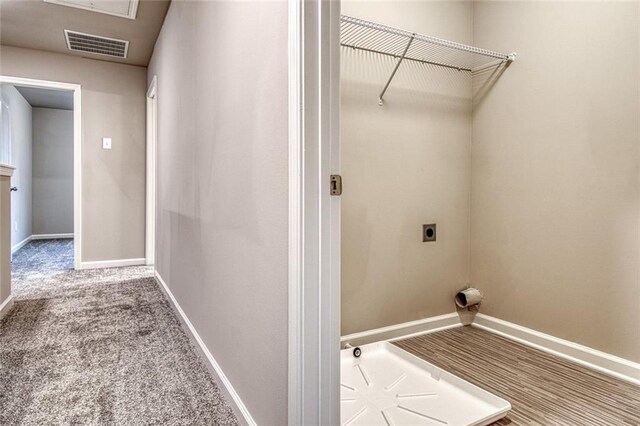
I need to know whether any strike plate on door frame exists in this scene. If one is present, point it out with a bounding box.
[330,175,342,196]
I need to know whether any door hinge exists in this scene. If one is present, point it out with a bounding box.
[330,175,342,196]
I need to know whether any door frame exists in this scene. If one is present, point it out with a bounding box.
[288,0,341,423]
[0,75,82,269]
[146,75,157,265]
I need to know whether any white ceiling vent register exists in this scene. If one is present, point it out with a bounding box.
[64,30,129,58]
[43,0,139,20]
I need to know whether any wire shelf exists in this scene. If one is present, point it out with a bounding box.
[340,15,516,104]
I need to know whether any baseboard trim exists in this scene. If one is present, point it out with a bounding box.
[473,313,640,386]
[32,233,74,240]
[11,236,32,254]
[77,258,146,270]
[11,236,139,270]
[341,312,462,348]
[154,271,256,426]
[12,234,74,254]
[0,295,14,320]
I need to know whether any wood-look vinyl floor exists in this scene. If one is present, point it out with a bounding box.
[393,327,640,426]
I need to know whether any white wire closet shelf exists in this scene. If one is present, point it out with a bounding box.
[340,15,516,105]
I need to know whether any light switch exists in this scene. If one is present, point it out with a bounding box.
[102,137,112,150]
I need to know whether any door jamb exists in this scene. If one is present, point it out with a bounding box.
[0,75,82,269]
[288,0,341,423]
[146,75,157,266]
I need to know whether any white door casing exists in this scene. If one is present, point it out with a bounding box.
[0,75,82,269]
[146,75,157,266]
[288,0,341,424]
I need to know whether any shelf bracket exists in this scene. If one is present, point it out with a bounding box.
[378,34,415,106]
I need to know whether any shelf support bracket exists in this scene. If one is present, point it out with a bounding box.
[378,34,415,106]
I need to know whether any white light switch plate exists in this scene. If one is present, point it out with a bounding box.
[102,137,112,150]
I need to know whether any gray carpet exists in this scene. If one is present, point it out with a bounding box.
[0,239,238,425]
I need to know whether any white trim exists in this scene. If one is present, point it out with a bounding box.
[0,76,82,270]
[146,75,157,99]
[11,235,32,254]
[77,258,145,270]
[341,313,463,348]
[154,271,256,426]
[0,295,14,320]
[0,163,15,177]
[288,0,342,423]
[32,233,74,240]
[474,313,640,386]
[12,234,74,254]
[287,0,303,421]
[73,85,82,270]
[324,2,342,424]
[0,76,80,94]
[145,76,157,266]
[44,0,139,20]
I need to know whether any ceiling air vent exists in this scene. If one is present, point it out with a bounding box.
[64,30,129,58]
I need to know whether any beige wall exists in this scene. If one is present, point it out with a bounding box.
[471,1,640,362]
[0,46,147,262]
[32,108,74,235]
[341,0,473,335]
[148,1,289,424]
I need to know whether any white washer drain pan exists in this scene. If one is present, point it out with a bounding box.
[341,342,511,426]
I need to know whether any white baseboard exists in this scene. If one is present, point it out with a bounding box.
[12,233,74,254]
[77,258,146,270]
[473,313,640,386]
[0,295,14,320]
[11,236,32,254]
[11,235,138,271]
[154,271,256,426]
[32,233,74,240]
[341,312,462,348]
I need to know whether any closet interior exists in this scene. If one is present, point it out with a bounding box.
[338,1,640,425]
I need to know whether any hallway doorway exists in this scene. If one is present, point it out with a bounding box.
[0,76,81,270]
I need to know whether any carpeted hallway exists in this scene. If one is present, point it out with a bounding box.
[0,239,238,425]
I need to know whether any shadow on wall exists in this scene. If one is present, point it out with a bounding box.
[472,61,511,108]
[341,48,472,112]
[341,47,513,119]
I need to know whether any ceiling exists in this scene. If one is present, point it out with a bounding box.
[0,0,170,66]
[15,86,74,110]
